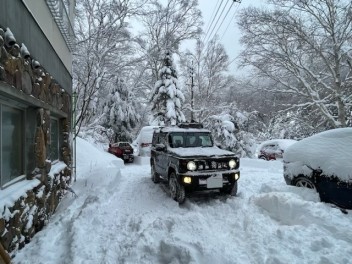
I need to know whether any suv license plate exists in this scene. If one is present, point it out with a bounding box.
[207,175,223,188]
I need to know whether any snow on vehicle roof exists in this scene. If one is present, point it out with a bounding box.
[159,126,210,133]
[169,146,235,157]
[283,128,352,181]
[258,139,297,150]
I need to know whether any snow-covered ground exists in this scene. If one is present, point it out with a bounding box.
[13,138,352,264]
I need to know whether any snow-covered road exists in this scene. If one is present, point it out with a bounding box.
[13,138,352,264]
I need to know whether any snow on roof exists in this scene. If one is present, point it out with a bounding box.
[258,139,297,150]
[284,128,352,181]
[169,146,235,158]
[159,126,210,133]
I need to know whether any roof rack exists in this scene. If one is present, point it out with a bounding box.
[177,122,204,129]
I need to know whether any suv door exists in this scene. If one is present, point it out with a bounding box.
[152,132,168,176]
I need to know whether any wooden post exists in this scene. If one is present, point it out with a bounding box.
[0,243,11,264]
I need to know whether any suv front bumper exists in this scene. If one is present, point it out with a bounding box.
[178,170,240,191]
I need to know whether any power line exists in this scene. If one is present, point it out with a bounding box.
[220,3,240,41]
[203,0,221,38]
[202,0,224,43]
[204,0,230,44]
[209,0,237,44]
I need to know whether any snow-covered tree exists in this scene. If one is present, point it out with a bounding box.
[207,111,256,158]
[73,0,147,137]
[238,0,352,129]
[208,113,237,149]
[179,37,235,123]
[139,0,202,83]
[151,51,185,126]
[267,110,320,140]
[102,78,140,142]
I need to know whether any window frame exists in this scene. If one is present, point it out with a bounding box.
[0,100,25,188]
[49,117,60,162]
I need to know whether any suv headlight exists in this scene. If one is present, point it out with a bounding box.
[187,161,197,171]
[229,159,237,169]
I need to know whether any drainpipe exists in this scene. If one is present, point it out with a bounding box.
[72,91,77,182]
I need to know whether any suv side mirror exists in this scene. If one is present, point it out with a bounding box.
[109,143,112,148]
[155,143,166,151]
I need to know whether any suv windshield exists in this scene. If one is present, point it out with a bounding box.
[169,132,213,148]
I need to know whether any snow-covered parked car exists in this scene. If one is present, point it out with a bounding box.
[283,128,352,209]
[108,142,134,163]
[133,126,160,156]
[150,123,240,204]
[257,139,297,160]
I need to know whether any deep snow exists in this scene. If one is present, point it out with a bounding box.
[12,137,352,264]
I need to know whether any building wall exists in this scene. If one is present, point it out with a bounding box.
[0,0,72,95]
[0,0,73,259]
[22,0,73,74]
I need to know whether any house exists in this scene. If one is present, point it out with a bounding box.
[0,0,75,260]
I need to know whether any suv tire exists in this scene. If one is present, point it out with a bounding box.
[151,162,160,183]
[169,172,186,204]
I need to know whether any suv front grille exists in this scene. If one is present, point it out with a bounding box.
[196,160,230,171]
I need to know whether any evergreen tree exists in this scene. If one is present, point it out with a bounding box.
[150,51,185,126]
[103,78,140,142]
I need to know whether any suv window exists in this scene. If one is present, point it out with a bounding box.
[169,132,213,148]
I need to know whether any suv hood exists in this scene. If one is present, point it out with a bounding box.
[169,146,236,158]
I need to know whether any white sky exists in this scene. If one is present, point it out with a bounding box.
[10,136,352,263]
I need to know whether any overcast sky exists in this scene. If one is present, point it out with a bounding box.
[194,0,262,74]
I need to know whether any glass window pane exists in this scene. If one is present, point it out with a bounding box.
[50,119,59,161]
[2,105,23,184]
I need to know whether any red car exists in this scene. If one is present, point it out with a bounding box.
[108,142,134,162]
[258,139,297,161]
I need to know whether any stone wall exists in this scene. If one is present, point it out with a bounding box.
[0,167,71,254]
[0,24,72,260]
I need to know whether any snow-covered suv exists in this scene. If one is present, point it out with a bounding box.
[150,123,240,204]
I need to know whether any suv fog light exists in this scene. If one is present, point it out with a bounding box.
[234,173,240,180]
[183,177,192,184]
[229,159,237,169]
[187,161,197,171]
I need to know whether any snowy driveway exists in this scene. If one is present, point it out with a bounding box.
[13,139,352,264]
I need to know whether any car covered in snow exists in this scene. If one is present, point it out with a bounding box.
[133,126,160,156]
[108,142,134,162]
[283,128,352,209]
[257,139,297,160]
[150,123,240,204]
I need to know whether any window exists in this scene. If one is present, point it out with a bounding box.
[49,118,59,161]
[170,132,213,148]
[1,103,24,187]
